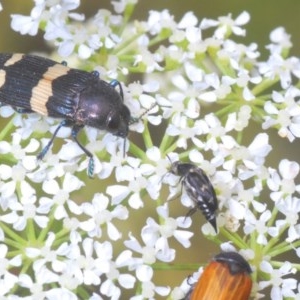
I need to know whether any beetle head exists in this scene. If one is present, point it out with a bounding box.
[77,80,131,138]
[214,252,252,275]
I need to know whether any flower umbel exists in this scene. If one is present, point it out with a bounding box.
[0,1,299,299]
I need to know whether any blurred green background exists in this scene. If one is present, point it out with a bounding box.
[0,0,300,298]
[2,0,300,57]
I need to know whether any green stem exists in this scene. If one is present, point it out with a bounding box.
[0,222,28,247]
[164,141,180,155]
[37,207,58,243]
[152,263,204,271]
[118,3,136,35]
[143,120,153,149]
[129,142,146,160]
[272,260,300,271]
[267,240,295,257]
[113,32,146,56]
[219,227,248,249]
[148,33,171,48]
[251,78,279,96]
[26,218,36,243]
[0,116,15,141]
[215,102,238,117]
[160,134,175,154]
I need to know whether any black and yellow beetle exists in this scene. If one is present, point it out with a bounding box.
[0,53,132,176]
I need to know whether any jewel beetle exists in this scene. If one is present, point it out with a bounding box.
[169,160,218,233]
[0,53,133,176]
[185,251,252,300]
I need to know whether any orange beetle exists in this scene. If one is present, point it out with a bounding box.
[186,251,252,300]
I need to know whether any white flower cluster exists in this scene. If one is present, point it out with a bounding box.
[0,0,299,299]
[11,0,121,59]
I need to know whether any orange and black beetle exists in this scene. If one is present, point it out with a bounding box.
[185,251,252,300]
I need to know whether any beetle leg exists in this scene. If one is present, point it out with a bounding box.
[185,206,198,220]
[110,79,124,100]
[14,107,34,113]
[37,119,69,160]
[71,124,94,178]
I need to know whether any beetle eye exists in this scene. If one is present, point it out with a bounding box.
[107,112,121,131]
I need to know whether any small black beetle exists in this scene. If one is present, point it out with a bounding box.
[170,161,218,233]
[0,53,132,176]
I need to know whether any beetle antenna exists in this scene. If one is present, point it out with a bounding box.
[166,154,172,164]
[123,138,126,158]
[129,102,157,125]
